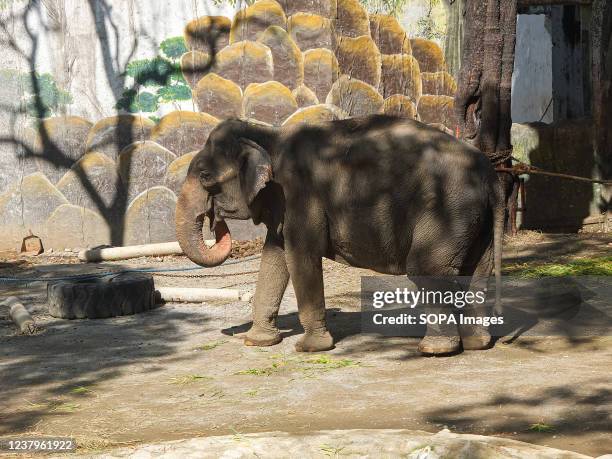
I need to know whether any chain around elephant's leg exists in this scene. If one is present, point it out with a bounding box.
[244,235,289,347]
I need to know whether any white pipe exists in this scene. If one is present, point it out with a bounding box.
[2,296,37,334]
[156,287,253,303]
[78,240,215,262]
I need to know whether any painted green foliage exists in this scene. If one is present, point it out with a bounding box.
[0,69,72,118]
[116,36,191,116]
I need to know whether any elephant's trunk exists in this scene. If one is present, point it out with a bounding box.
[175,174,232,267]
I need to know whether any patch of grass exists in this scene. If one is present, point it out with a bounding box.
[70,386,93,395]
[194,340,227,351]
[199,389,225,399]
[504,256,612,278]
[304,355,361,369]
[50,402,80,413]
[529,422,556,432]
[169,374,212,385]
[245,390,259,396]
[235,367,276,376]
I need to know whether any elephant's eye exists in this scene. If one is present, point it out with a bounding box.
[200,171,214,184]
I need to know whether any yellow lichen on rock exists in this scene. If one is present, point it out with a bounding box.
[303,48,339,102]
[333,0,370,38]
[421,71,457,96]
[335,35,382,88]
[45,204,111,249]
[282,104,348,125]
[230,0,287,44]
[278,0,337,17]
[380,54,422,103]
[410,38,446,73]
[369,14,411,55]
[150,111,220,156]
[287,13,333,51]
[184,16,231,52]
[56,152,120,212]
[292,84,319,107]
[85,115,155,161]
[117,141,177,202]
[418,95,455,129]
[258,25,304,89]
[215,41,274,89]
[194,73,243,119]
[165,151,197,195]
[180,51,212,89]
[383,95,418,119]
[124,186,177,245]
[325,75,384,117]
[243,81,298,126]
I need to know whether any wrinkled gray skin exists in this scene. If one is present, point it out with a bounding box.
[176,115,505,354]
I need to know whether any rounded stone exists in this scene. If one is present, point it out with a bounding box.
[214,41,274,89]
[124,186,177,245]
[0,172,68,244]
[230,0,287,44]
[150,111,219,156]
[287,13,333,51]
[282,104,348,125]
[292,84,319,107]
[56,152,122,213]
[117,141,177,203]
[325,75,384,117]
[410,38,446,73]
[44,204,111,249]
[27,116,93,184]
[335,35,382,88]
[369,14,411,55]
[333,0,370,38]
[303,48,340,103]
[184,16,231,53]
[243,81,298,126]
[85,115,155,161]
[180,51,212,89]
[165,151,196,195]
[258,26,303,90]
[194,73,243,119]
[380,54,422,103]
[278,0,337,17]
[418,95,456,129]
[383,95,418,119]
[421,71,457,96]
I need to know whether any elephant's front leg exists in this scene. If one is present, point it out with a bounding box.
[285,250,334,352]
[244,233,290,347]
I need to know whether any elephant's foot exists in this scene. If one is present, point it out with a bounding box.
[295,330,334,352]
[460,325,491,350]
[244,324,282,347]
[418,335,461,355]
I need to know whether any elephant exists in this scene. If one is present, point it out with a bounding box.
[175,115,504,355]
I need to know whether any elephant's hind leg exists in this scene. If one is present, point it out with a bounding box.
[244,233,289,347]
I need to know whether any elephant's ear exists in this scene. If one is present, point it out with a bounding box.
[238,138,273,205]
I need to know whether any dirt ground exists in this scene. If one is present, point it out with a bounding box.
[0,232,610,457]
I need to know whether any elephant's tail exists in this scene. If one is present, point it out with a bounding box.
[492,178,505,315]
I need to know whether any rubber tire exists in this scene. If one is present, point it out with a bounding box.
[47,273,156,319]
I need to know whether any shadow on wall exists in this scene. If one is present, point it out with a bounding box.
[511,120,603,232]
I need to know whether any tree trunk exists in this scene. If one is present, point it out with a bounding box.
[591,0,612,223]
[455,0,518,207]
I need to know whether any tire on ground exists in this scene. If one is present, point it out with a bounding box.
[47,273,156,319]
